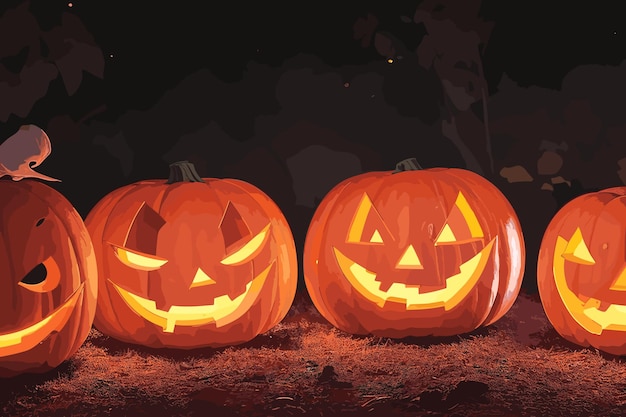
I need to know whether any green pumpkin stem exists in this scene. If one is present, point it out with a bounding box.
[167,161,205,184]
[393,158,423,173]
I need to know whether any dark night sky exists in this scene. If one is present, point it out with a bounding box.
[85,1,626,101]
[5,0,626,124]
[2,1,626,294]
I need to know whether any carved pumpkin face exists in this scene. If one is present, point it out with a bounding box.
[304,160,525,338]
[0,179,97,377]
[85,161,297,349]
[538,187,626,355]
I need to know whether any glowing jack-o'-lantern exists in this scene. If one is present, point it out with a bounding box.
[85,161,297,349]
[538,187,626,355]
[0,125,97,377]
[304,158,525,338]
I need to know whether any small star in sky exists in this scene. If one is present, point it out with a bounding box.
[68,2,73,7]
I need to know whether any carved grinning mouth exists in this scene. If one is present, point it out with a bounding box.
[109,261,274,333]
[553,236,626,335]
[333,239,495,310]
[0,283,84,357]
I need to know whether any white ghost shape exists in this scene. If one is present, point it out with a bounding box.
[0,124,60,182]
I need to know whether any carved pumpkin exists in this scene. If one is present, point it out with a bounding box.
[303,158,525,338]
[537,187,626,355]
[85,161,298,349]
[0,126,97,377]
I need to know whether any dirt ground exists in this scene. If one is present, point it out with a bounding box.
[2,291,626,417]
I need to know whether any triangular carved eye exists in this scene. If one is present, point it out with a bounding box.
[18,257,61,292]
[219,202,253,253]
[221,223,271,266]
[369,230,383,243]
[114,247,168,271]
[125,203,167,255]
[435,192,483,246]
[112,203,168,271]
[562,227,595,265]
[219,202,271,266]
[346,193,393,245]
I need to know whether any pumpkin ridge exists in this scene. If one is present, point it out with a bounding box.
[21,181,95,293]
[87,183,152,335]
[0,183,18,284]
[413,169,456,283]
[21,181,98,354]
[217,177,298,333]
[303,180,355,329]
[582,196,610,295]
[97,183,153,248]
[448,169,524,325]
[422,169,455,234]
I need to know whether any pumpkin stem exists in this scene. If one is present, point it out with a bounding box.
[167,161,205,184]
[393,158,423,173]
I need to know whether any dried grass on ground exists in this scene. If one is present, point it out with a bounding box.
[2,292,626,416]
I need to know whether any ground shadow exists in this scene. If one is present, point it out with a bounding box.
[87,324,300,361]
[349,326,492,349]
[530,326,626,362]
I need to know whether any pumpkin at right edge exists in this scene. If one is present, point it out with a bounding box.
[538,187,626,355]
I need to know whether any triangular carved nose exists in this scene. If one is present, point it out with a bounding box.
[396,245,423,269]
[190,268,216,288]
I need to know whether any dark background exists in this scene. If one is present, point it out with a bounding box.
[2,0,626,293]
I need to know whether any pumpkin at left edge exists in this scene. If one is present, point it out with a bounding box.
[0,179,98,378]
[85,161,298,349]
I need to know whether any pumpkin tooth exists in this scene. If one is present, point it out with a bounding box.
[582,303,626,332]
[582,297,601,309]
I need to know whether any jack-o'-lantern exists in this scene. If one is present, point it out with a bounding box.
[304,158,525,338]
[0,125,97,377]
[85,161,297,349]
[538,187,626,355]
